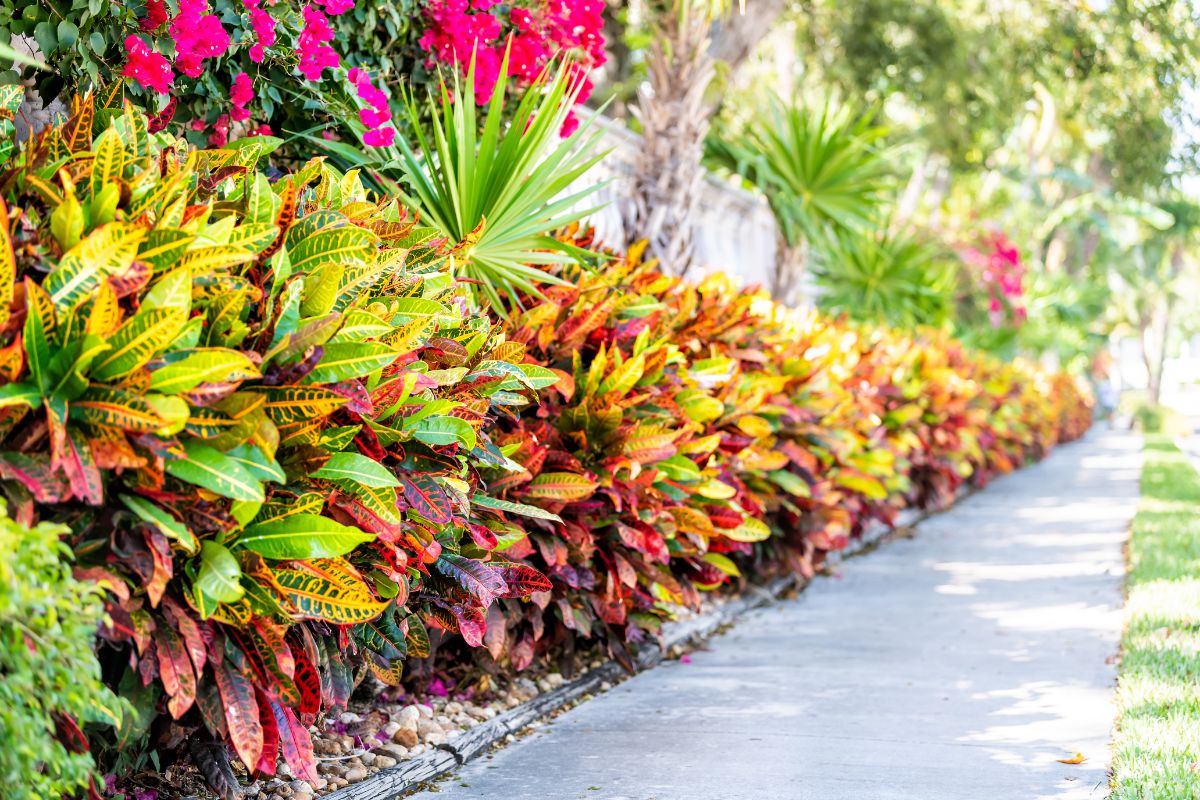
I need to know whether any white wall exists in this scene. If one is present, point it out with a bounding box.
[577,115,782,293]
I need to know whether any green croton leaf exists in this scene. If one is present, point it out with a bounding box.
[236,514,375,560]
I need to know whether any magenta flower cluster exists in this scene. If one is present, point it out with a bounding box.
[120,0,607,146]
[418,0,607,115]
[962,231,1027,327]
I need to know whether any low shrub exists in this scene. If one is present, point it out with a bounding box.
[1132,403,1190,436]
[0,97,1091,795]
[0,500,127,800]
[0,90,554,790]
[455,228,1093,671]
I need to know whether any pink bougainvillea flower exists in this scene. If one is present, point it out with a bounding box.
[230,72,254,121]
[559,109,580,137]
[510,7,534,32]
[170,0,230,78]
[207,113,231,147]
[250,122,274,136]
[363,125,396,147]
[140,0,169,31]
[230,72,254,106]
[123,35,174,94]
[359,107,390,128]
[243,0,278,62]
[418,0,606,108]
[316,0,355,14]
[297,3,339,80]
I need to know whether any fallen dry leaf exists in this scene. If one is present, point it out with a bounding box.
[1056,752,1087,765]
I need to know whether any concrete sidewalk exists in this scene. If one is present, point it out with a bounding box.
[412,432,1141,800]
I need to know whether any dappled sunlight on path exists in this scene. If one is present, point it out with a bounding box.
[408,432,1141,800]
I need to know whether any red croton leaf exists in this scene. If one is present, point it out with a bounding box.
[213,659,263,771]
[155,625,196,719]
[434,553,507,604]
[62,429,104,505]
[286,632,323,722]
[270,698,319,782]
[162,596,207,676]
[254,689,280,777]
[491,561,553,597]
[452,604,487,648]
[402,473,453,525]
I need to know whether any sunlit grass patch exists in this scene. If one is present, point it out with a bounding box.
[1111,436,1200,799]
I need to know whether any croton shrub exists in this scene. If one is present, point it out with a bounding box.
[0,93,1091,796]
[0,88,558,790]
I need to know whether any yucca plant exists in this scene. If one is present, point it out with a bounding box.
[381,53,609,312]
[706,95,890,304]
[812,226,955,328]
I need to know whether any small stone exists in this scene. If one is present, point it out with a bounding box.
[417,703,434,719]
[374,755,397,769]
[435,714,452,726]
[392,727,419,748]
[359,752,376,766]
[425,732,446,746]
[329,777,349,789]
[375,744,409,760]
[382,721,402,737]
[417,719,444,737]
[244,783,262,797]
[411,743,427,755]
[293,794,313,800]
[313,739,340,756]
[445,701,463,715]
[340,711,362,725]
[289,781,313,794]
[600,681,613,691]
[344,767,368,783]
[313,778,328,791]
[266,779,286,791]
[536,678,552,693]
[397,706,421,728]
[546,672,565,689]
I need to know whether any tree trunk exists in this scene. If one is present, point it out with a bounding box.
[1140,316,1157,405]
[1150,298,1172,407]
[1074,151,1110,274]
[895,153,931,223]
[772,235,809,307]
[707,0,789,77]
[623,10,716,276]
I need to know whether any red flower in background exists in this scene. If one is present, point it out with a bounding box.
[242,0,278,62]
[961,230,1027,328]
[170,0,231,78]
[140,0,168,31]
[418,0,606,110]
[297,3,340,81]
[123,35,174,94]
[230,72,254,121]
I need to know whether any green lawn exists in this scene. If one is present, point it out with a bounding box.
[1111,436,1200,798]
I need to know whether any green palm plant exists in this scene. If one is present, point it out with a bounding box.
[706,95,890,304]
[812,226,955,328]
[389,55,609,312]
